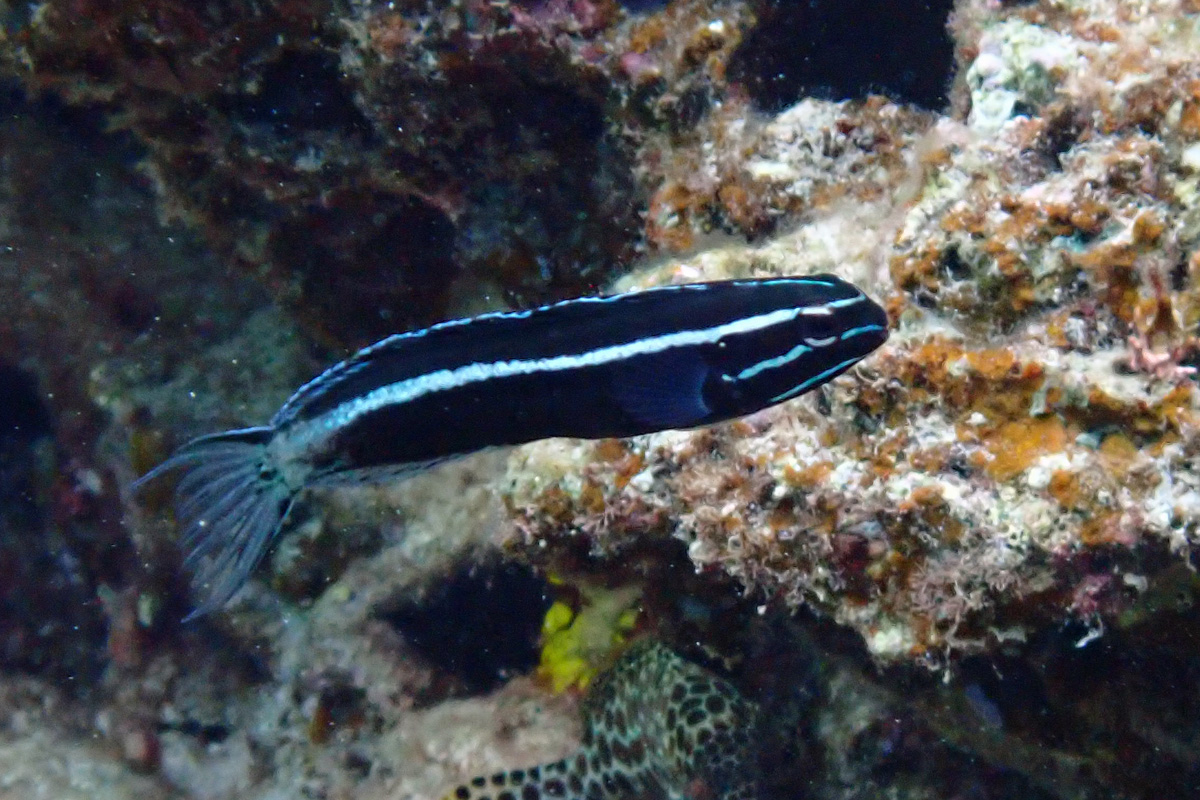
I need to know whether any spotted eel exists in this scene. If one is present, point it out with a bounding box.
[443,640,761,800]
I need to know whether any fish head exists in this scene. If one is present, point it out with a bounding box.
[703,276,889,418]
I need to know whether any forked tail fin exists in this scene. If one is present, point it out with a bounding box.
[133,426,296,619]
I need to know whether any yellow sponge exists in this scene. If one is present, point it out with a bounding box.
[536,582,641,693]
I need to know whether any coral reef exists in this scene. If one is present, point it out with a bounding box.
[506,0,1200,672]
[6,0,1200,799]
[640,96,935,251]
[0,361,101,681]
[0,85,291,685]
[2,0,766,347]
[0,676,175,799]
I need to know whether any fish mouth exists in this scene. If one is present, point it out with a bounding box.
[858,296,891,348]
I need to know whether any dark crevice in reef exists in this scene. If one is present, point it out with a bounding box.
[433,67,642,310]
[1,78,143,162]
[944,610,1200,797]
[0,364,107,685]
[617,0,673,11]
[0,364,52,443]
[269,191,460,347]
[729,0,958,113]
[221,49,374,140]
[8,3,648,350]
[380,560,552,696]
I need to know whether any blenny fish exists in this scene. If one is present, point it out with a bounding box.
[444,639,761,800]
[136,276,887,616]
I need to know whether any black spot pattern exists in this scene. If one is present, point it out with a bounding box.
[441,641,761,800]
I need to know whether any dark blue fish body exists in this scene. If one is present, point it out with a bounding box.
[137,276,887,616]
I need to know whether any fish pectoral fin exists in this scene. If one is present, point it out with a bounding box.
[611,348,712,430]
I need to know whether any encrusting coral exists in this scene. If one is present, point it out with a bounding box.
[443,639,760,800]
[505,0,1200,669]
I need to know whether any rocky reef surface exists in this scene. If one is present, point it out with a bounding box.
[3,0,1200,799]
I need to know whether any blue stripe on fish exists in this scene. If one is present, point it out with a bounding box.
[135,275,888,618]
